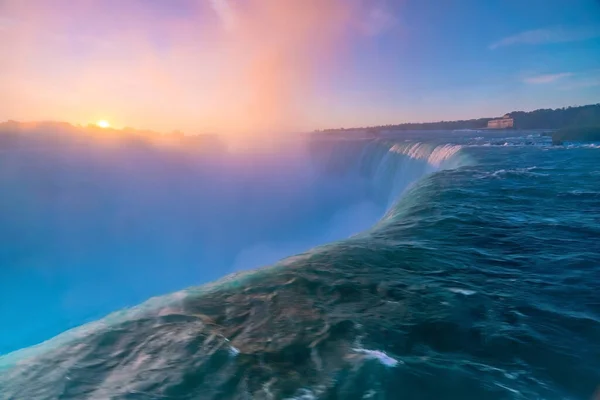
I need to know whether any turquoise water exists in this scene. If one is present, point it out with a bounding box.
[1,131,599,399]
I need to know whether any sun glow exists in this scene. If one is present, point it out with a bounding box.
[96,120,110,129]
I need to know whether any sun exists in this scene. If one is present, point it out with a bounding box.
[96,120,111,129]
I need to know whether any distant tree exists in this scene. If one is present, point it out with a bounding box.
[321,104,600,133]
[508,104,600,129]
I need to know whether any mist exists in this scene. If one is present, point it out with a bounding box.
[0,134,438,353]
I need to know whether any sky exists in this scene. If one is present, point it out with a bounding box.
[0,0,599,134]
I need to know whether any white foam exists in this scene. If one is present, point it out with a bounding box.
[353,348,401,367]
[363,389,377,399]
[286,388,317,400]
[427,144,464,167]
[495,383,521,395]
[448,288,477,296]
[390,142,464,168]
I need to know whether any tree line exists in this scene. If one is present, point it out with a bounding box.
[321,103,600,132]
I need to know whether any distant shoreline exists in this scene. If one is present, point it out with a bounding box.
[319,103,600,133]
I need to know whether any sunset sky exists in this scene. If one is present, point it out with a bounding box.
[1,0,599,134]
